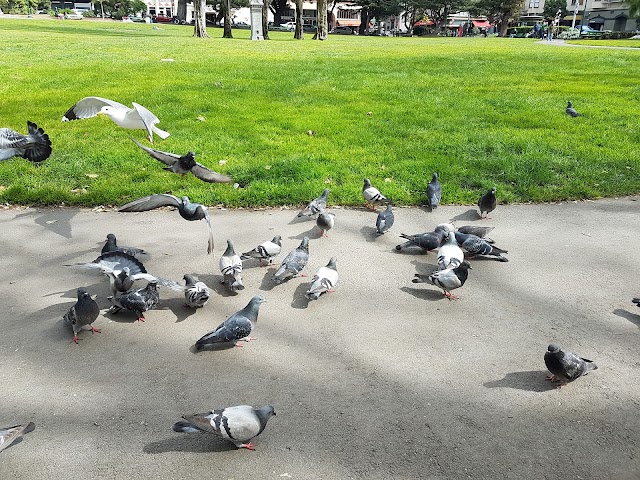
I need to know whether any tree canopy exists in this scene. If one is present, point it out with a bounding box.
[624,0,639,17]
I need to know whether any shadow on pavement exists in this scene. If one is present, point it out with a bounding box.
[143,434,236,454]
[612,308,640,327]
[483,371,558,392]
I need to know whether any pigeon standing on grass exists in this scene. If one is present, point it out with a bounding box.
[316,213,335,237]
[0,121,52,163]
[220,239,244,292]
[183,274,210,308]
[305,257,339,300]
[454,231,508,262]
[396,226,448,252]
[172,405,275,450]
[0,422,35,453]
[544,344,597,387]
[241,236,282,266]
[273,237,309,283]
[437,231,464,270]
[376,204,394,234]
[195,295,266,349]
[362,178,388,210]
[478,187,497,219]
[101,233,146,258]
[63,288,101,344]
[108,281,160,322]
[298,188,329,217]
[426,172,442,210]
[566,101,579,117]
[413,261,472,299]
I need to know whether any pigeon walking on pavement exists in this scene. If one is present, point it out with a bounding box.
[297,188,329,217]
[101,233,146,258]
[376,204,394,234]
[129,137,232,183]
[195,295,266,349]
[454,232,508,262]
[118,194,214,254]
[183,274,210,308]
[172,405,275,450]
[478,187,497,219]
[305,257,339,301]
[0,422,35,453]
[544,344,597,387]
[426,172,442,210]
[273,237,309,283]
[396,226,448,252]
[413,261,472,299]
[316,213,335,237]
[566,101,579,117]
[362,178,388,210]
[632,297,640,308]
[456,225,495,244]
[108,281,160,322]
[241,235,282,266]
[0,121,52,163]
[63,287,101,344]
[437,231,464,270]
[220,239,244,292]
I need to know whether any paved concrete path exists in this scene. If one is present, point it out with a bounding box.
[0,200,639,479]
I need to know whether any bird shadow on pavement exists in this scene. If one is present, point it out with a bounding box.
[612,308,640,328]
[163,297,200,322]
[450,209,481,222]
[189,342,237,353]
[288,213,313,225]
[289,226,321,241]
[11,208,78,239]
[143,435,236,454]
[43,281,107,301]
[199,274,239,298]
[483,371,558,392]
[258,268,280,292]
[410,259,439,274]
[360,225,381,243]
[291,282,310,309]
[400,286,447,301]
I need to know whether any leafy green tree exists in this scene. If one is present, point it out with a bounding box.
[624,0,639,17]
[353,0,402,34]
[423,0,470,31]
[473,0,524,35]
[101,0,146,19]
[542,0,567,20]
[1,0,38,14]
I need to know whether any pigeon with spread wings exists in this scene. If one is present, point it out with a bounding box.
[0,121,52,163]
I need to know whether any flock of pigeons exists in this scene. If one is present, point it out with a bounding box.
[0,97,598,454]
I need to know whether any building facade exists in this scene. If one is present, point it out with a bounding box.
[519,0,638,31]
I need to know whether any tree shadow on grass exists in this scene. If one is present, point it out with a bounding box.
[483,371,558,393]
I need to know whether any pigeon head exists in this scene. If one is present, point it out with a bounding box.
[181,196,191,204]
[106,233,116,241]
[490,187,496,195]
[255,405,276,424]
[567,101,573,108]
[183,274,197,285]
[327,257,337,270]
[250,295,267,305]
[179,153,197,170]
[547,344,560,353]
[271,235,282,246]
[432,172,438,181]
[118,267,131,280]
[321,188,330,197]
[77,287,91,299]
[458,261,472,270]
[363,178,372,190]
[299,236,310,252]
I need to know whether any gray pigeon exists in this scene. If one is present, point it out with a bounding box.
[316,213,335,237]
[454,231,508,262]
[437,231,464,270]
[396,226,448,252]
[220,239,244,292]
[129,137,232,183]
[0,422,35,453]
[273,237,309,283]
[108,281,160,322]
[566,101,579,117]
[426,172,442,210]
[118,194,214,254]
[241,235,282,266]
[376,204,394,234]
[362,178,388,210]
[413,261,472,299]
[298,188,329,217]
[183,274,210,308]
[632,298,640,308]
[456,225,495,244]
[544,344,597,387]
[478,187,497,219]
[173,405,275,450]
[63,287,101,344]
[195,295,266,349]
[306,257,339,300]
[0,121,52,163]
[101,233,146,258]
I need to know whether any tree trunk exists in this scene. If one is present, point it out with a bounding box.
[177,0,186,22]
[313,0,327,40]
[358,7,368,36]
[223,0,233,38]
[193,0,209,37]
[262,0,270,40]
[294,0,303,39]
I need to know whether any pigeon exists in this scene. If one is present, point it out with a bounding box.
[478,187,497,219]
[220,239,244,292]
[566,101,579,117]
[129,137,232,183]
[118,194,214,254]
[544,344,597,387]
[456,225,495,244]
[413,261,472,299]
[305,257,338,300]
[426,172,442,210]
[362,178,388,210]
[0,422,35,453]
[436,231,464,270]
[0,121,52,163]
[297,188,329,217]
[454,231,508,262]
[183,274,210,308]
[63,287,101,344]
[195,295,266,349]
[101,233,146,258]
[273,237,309,283]
[396,226,448,252]
[316,212,335,237]
[62,97,169,143]
[172,405,275,450]
[632,298,640,308]
[241,235,282,266]
[376,204,394,234]
[108,281,160,322]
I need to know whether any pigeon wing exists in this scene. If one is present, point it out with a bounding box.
[129,137,179,166]
[190,163,233,183]
[62,97,129,121]
[0,422,36,453]
[118,194,181,212]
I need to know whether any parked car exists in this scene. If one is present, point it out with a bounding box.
[128,15,146,23]
[154,15,173,23]
[268,22,289,31]
[330,26,355,35]
[303,24,316,33]
[280,21,296,31]
[578,25,603,37]
[64,10,84,20]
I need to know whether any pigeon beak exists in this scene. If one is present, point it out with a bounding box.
[91,294,98,300]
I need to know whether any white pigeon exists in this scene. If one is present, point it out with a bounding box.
[62,96,169,143]
[182,274,210,308]
[362,178,388,210]
[241,235,282,266]
[305,257,339,300]
[436,231,464,270]
[219,239,244,292]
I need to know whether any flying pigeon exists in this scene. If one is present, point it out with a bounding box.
[316,212,335,237]
[220,239,244,292]
[241,235,282,266]
[108,281,160,322]
[118,194,214,254]
[544,344,597,387]
[566,101,579,117]
[273,237,309,283]
[376,204,394,234]
[62,97,169,143]
[426,172,442,210]
[454,231,508,262]
[195,295,266,349]
[63,287,101,344]
[183,274,210,308]
[0,121,52,163]
[362,178,388,210]
[172,405,275,450]
[478,187,497,219]
[413,261,472,299]
[456,225,495,244]
[436,231,464,269]
[101,233,146,258]
[0,422,35,453]
[396,226,448,252]
[297,188,329,217]
[129,137,232,183]
[305,257,338,300]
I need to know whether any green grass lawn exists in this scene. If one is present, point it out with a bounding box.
[566,39,640,48]
[0,18,639,208]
